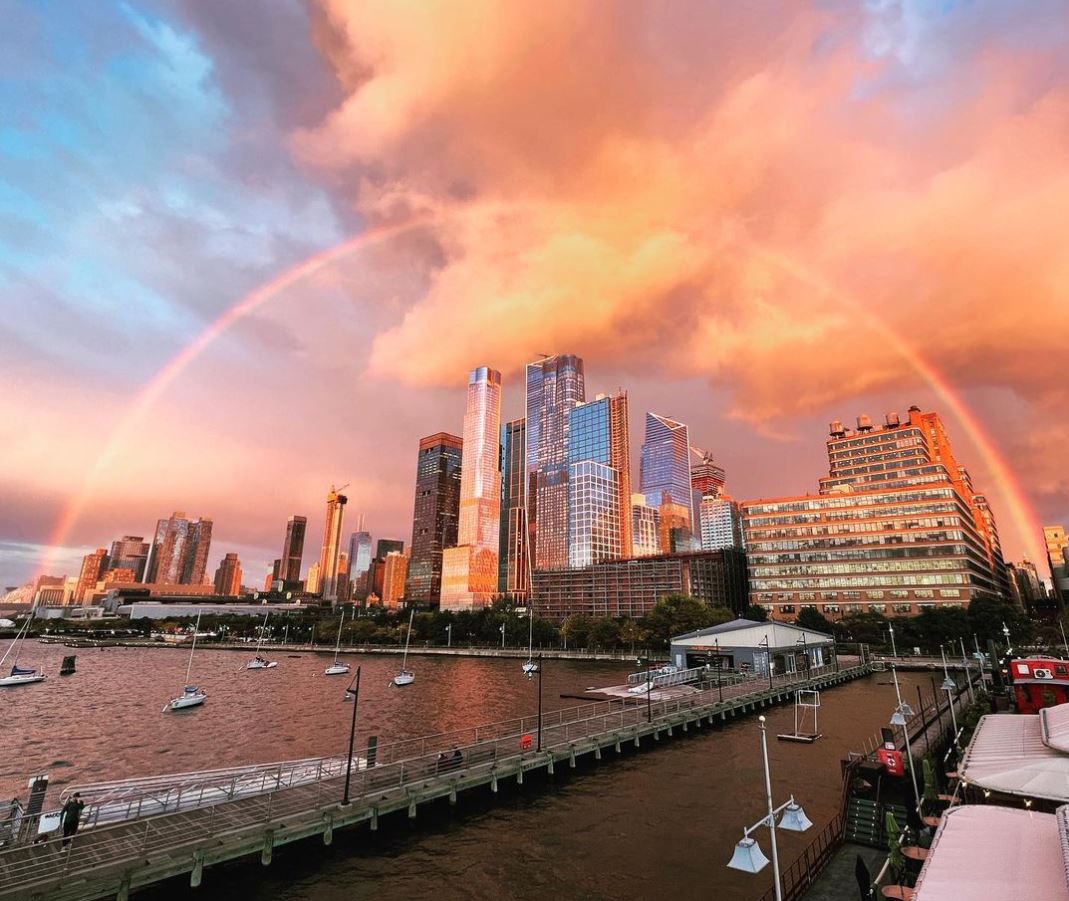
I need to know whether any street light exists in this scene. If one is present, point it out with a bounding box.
[1002,621,1012,656]
[726,716,812,901]
[940,645,959,742]
[445,624,452,648]
[341,666,362,806]
[890,665,921,813]
[959,637,976,703]
[888,622,899,660]
[759,636,773,689]
[500,622,506,649]
[526,652,544,751]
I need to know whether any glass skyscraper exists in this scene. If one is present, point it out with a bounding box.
[640,412,694,529]
[499,418,528,597]
[406,432,463,605]
[317,486,348,603]
[348,530,373,600]
[699,495,744,551]
[525,354,585,570]
[442,366,502,611]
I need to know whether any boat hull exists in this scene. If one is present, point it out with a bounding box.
[246,661,278,669]
[167,693,206,710]
[0,673,45,687]
[324,664,350,676]
[392,671,415,686]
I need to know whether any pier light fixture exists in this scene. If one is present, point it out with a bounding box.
[890,709,908,727]
[890,665,922,812]
[728,837,770,874]
[778,802,813,833]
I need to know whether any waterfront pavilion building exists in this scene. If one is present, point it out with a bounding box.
[741,407,1009,621]
[669,618,834,676]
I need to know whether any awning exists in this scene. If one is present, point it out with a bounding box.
[960,713,1069,802]
[914,805,1068,901]
[1043,704,1069,754]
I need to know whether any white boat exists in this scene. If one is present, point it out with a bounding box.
[324,608,350,676]
[391,609,416,687]
[522,660,539,676]
[246,610,277,670]
[0,617,45,687]
[165,610,206,712]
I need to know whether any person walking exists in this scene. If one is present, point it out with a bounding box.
[60,792,85,847]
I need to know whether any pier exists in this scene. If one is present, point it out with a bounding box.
[0,661,872,901]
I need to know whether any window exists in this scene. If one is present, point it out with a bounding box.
[778,604,796,614]
[893,603,913,613]
[868,604,887,613]
[866,591,885,599]
[823,604,840,614]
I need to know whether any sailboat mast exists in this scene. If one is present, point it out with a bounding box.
[2,616,29,669]
[255,609,269,655]
[185,609,202,684]
[401,608,414,669]
[333,608,344,664]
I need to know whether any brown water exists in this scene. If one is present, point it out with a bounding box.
[5,641,940,900]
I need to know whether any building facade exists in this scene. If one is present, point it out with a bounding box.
[213,552,242,596]
[631,495,661,557]
[280,515,307,583]
[525,354,586,571]
[690,449,726,498]
[742,408,1010,620]
[530,550,748,623]
[567,461,621,567]
[406,432,463,605]
[349,531,373,600]
[640,412,693,529]
[108,536,149,582]
[317,486,348,603]
[699,495,744,551]
[382,551,408,610]
[498,418,528,598]
[146,512,213,586]
[441,366,502,611]
[76,548,109,603]
[1045,525,1069,607]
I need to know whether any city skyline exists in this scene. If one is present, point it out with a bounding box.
[3,1,1067,590]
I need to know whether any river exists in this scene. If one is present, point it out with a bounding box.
[6,641,942,900]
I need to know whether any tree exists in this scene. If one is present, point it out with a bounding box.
[589,618,621,649]
[561,613,593,649]
[745,604,769,622]
[640,595,732,648]
[968,596,1033,645]
[901,607,970,654]
[795,607,833,635]
[833,611,890,648]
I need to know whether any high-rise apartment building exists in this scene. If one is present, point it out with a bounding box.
[108,536,149,582]
[146,512,213,585]
[640,413,693,530]
[213,552,242,596]
[742,407,1009,620]
[1045,525,1069,606]
[699,495,744,551]
[631,494,661,557]
[382,551,408,610]
[336,551,350,602]
[305,561,322,595]
[280,516,307,583]
[75,548,109,603]
[441,366,502,611]
[317,486,348,603]
[349,531,373,600]
[1008,558,1044,612]
[499,418,528,598]
[526,354,585,570]
[407,432,463,605]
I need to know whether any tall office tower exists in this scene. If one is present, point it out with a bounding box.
[690,448,726,498]
[525,354,586,570]
[742,407,1010,621]
[499,418,528,597]
[566,392,632,566]
[317,486,348,603]
[441,366,502,611]
[631,494,661,557]
[336,551,351,603]
[75,548,109,603]
[658,495,695,553]
[382,551,409,610]
[108,536,149,582]
[1009,558,1044,612]
[640,413,694,532]
[213,553,242,596]
[305,561,322,595]
[349,531,373,600]
[280,515,307,582]
[263,570,274,592]
[699,495,744,551]
[1045,525,1069,606]
[407,432,463,605]
[376,539,404,558]
[146,512,213,585]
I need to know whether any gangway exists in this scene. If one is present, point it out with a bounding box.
[625,664,707,692]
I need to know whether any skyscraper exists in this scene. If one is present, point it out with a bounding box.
[213,553,242,596]
[525,354,585,570]
[336,551,350,603]
[108,536,149,582]
[566,392,632,566]
[305,561,322,595]
[640,413,693,529]
[349,531,373,600]
[317,486,348,603]
[1044,525,1069,606]
[441,366,502,611]
[376,539,404,559]
[631,494,661,557]
[742,407,1009,620]
[382,551,408,610]
[499,418,528,597]
[75,548,109,603]
[406,432,463,605]
[699,495,744,551]
[690,449,726,498]
[280,515,307,583]
[146,512,213,585]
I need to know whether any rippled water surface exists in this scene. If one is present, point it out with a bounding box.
[5,641,940,900]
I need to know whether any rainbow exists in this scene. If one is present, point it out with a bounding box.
[41,216,432,576]
[753,245,1043,566]
[41,224,1042,575]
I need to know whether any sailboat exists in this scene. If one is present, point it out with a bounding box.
[0,617,46,687]
[324,608,350,675]
[165,610,206,711]
[246,609,278,669]
[391,609,415,686]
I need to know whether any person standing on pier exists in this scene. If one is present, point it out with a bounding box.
[60,793,85,846]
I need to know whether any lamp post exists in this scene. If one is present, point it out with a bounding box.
[446,624,452,647]
[759,636,773,689]
[888,622,898,661]
[341,666,362,806]
[890,665,921,813]
[500,622,506,650]
[940,645,959,742]
[715,637,723,703]
[646,647,653,723]
[958,638,975,703]
[726,716,812,901]
[1002,621,1012,656]
[536,653,544,750]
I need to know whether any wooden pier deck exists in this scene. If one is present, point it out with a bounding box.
[0,662,872,901]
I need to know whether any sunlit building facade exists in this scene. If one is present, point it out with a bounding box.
[690,448,726,498]
[349,531,373,600]
[407,432,463,605]
[305,561,321,595]
[631,495,661,557]
[441,366,502,611]
[526,354,585,570]
[699,495,744,551]
[317,486,348,603]
[1045,525,1069,607]
[498,418,528,598]
[382,551,408,610]
[280,515,307,583]
[213,552,242,596]
[108,535,149,582]
[640,412,693,530]
[567,461,621,567]
[742,407,1010,620]
[146,512,213,586]
[75,548,109,603]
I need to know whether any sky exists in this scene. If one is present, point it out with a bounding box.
[2,0,1067,589]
